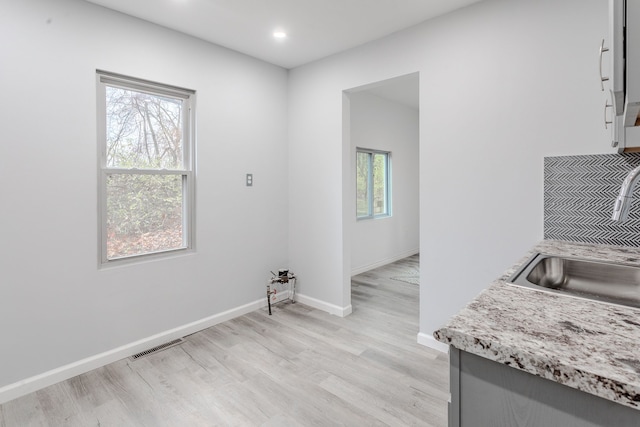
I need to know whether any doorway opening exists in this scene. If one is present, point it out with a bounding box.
[343,72,420,320]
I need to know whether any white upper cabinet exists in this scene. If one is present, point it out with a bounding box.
[603,0,640,152]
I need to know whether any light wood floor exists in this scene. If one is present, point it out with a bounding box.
[0,255,449,426]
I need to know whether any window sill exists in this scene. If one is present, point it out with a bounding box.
[356,214,392,221]
[99,247,195,270]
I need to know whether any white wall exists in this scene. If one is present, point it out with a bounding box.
[0,0,615,398]
[0,0,288,391]
[349,92,419,274]
[288,0,611,346]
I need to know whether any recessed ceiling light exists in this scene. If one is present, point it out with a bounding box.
[273,30,287,40]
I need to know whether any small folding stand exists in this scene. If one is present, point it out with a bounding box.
[266,269,296,315]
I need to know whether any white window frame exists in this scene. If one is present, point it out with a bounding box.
[356,148,391,220]
[97,70,196,266]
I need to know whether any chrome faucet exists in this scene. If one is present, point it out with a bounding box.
[612,165,640,222]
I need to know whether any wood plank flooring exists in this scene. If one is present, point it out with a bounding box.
[0,255,449,426]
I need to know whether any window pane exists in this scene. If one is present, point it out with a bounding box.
[106,86,184,169]
[372,153,387,215]
[106,174,184,259]
[356,152,370,217]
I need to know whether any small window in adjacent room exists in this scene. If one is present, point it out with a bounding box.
[356,148,391,219]
[97,71,195,265]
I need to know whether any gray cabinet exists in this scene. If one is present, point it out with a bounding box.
[448,347,640,427]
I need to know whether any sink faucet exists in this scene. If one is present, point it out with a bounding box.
[612,165,640,222]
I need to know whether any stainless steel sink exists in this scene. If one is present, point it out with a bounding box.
[509,253,640,309]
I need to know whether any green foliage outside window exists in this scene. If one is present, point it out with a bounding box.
[102,82,190,260]
[356,149,390,219]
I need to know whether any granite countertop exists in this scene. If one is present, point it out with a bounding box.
[433,239,640,410]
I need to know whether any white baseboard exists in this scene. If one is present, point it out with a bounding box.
[0,292,355,405]
[0,298,266,405]
[351,249,419,276]
[417,332,449,354]
[295,293,352,317]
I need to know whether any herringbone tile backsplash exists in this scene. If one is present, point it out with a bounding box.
[545,153,640,247]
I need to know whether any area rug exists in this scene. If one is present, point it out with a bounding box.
[390,270,420,285]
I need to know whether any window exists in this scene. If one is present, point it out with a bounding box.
[356,148,390,219]
[97,71,195,264]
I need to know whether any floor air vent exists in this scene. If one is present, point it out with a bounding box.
[129,338,184,361]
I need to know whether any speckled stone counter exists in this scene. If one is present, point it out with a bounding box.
[434,240,640,410]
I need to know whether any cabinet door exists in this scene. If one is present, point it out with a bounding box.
[449,348,640,427]
[603,0,625,150]
[608,0,624,114]
[612,0,640,152]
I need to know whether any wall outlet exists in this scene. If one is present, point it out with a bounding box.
[246,173,253,187]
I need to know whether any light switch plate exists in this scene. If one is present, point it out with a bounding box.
[246,173,253,187]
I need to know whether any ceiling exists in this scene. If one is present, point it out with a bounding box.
[84,0,483,69]
[363,74,419,110]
